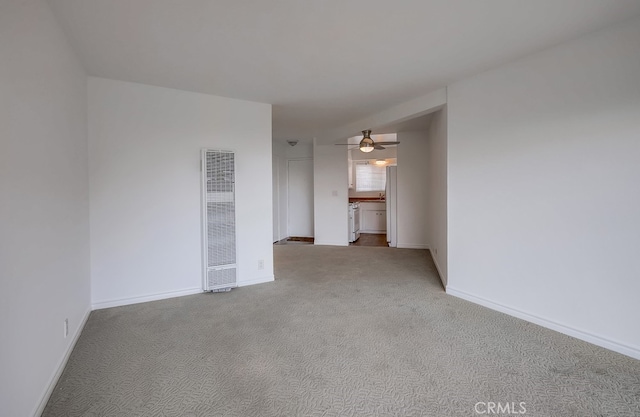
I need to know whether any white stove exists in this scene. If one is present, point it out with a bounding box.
[348,202,361,243]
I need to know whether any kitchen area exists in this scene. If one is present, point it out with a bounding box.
[348,200,388,246]
[347,136,398,247]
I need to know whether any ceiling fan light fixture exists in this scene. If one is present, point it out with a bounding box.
[359,140,374,153]
[359,130,375,153]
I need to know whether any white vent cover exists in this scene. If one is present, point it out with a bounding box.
[202,149,237,291]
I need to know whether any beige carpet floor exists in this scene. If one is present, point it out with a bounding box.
[44,245,640,416]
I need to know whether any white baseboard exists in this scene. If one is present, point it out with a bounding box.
[446,286,640,360]
[428,250,447,287]
[92,275,276,309]
[92,287,203,310]
[33,308,91,417]
[397,243,429,249]
[237,275,274,287]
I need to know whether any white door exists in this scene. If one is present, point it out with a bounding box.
[288,159,314,237]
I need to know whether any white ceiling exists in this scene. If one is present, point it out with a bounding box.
[47,0,640,141]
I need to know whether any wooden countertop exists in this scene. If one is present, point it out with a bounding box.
[349,198,385,203]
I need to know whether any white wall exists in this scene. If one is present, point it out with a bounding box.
[285,140,314,159]
[0,1,90,416]
[425,109,448,285]
[89,77,273,308]
[447,18,640,358]
[272,143,287,242]
[319,88,447,143]
[313,141,349,246]
[396,131,430,249]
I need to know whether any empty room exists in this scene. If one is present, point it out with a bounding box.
[2,1,640,416]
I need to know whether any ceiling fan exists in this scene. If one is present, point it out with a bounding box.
[335,130,400,153]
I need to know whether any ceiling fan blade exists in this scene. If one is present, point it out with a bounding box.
[374,145,386,150]
[334,143,353,145]
[375,141,400,145]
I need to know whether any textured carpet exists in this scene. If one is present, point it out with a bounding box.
[44,246,640,416]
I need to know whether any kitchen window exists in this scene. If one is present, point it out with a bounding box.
[355,161,386,192]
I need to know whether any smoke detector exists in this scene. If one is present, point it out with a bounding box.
[286,140,299,147]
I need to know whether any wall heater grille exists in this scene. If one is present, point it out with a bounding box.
[202,150,237,291]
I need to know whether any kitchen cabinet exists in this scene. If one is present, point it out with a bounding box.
[360,202,386,233]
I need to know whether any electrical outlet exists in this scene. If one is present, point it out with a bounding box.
[64,318,69,338]
[258,259,264,270]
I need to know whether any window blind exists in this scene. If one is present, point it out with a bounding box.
[355,162,386,192]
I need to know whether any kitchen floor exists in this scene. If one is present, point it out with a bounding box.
[350,233,388,247]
